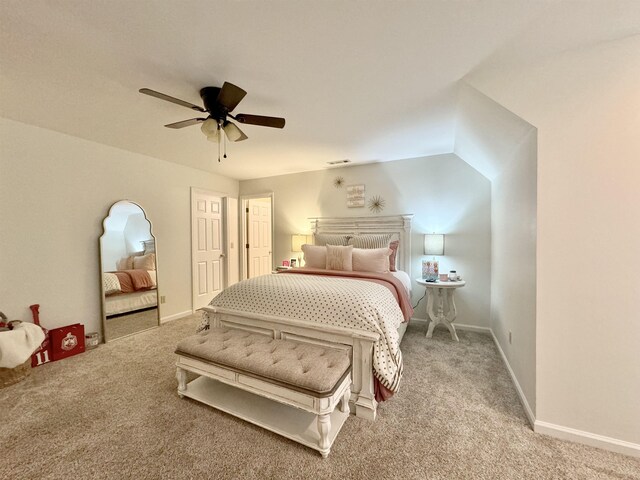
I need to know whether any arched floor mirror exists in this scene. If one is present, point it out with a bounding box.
[100,201,159,342]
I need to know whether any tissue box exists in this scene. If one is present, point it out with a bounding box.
[49,324,85,361]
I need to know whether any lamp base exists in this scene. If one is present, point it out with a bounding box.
[422,259,439,282]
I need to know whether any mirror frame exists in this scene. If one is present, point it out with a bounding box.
[99,200,160,342]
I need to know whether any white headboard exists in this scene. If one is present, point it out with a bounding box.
[309,214,414,277]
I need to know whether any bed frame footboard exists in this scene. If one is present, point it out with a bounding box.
[202,307,379,420]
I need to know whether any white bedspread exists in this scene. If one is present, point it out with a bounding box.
[202,273,404,393]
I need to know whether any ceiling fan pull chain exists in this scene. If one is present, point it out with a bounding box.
[218,127,221,162]
[223,131,227,159]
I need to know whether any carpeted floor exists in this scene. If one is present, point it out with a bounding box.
[105,308,159,340]
[1,314,638,480]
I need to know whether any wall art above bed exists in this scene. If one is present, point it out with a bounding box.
[346,184,365,208]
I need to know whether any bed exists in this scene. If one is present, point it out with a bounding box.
[201,214,413,420]
[103,268,157,317]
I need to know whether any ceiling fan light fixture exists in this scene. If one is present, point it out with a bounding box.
[201,118,219,137]
[206,130,221,143]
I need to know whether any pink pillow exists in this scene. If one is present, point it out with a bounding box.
[388,240,399,272]
[352,247,392,273]
[326,245,353,271]
[116,255,134,271]
[302,244,326,269]
[133,253,156,271]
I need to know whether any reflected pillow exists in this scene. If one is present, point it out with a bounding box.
[326,245,353,271]
[116,256,134,271]
[133,253,156,271]
[302,244,326,269]
[352,247,392,273]
[103,273,122,295]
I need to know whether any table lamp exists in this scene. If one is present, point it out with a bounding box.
[291,234,312,267]
[423,233,445,281]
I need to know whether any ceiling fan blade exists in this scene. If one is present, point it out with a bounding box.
[223,121,248,142]
[234,113,285,129]
[164,118,207,129]
[139,88,206,112]
[216,82,247,112]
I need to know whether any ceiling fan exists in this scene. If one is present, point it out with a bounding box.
[139,82,285,148]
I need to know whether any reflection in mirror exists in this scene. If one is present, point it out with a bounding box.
[100,201,159,342]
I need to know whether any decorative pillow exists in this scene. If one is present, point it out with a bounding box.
[103,272,122,295]
[133,253,156,271]
[116,255,134,271]
[388,240,399,272]
[352,247,392,273]
[314,234,351,246]
[325,245,353,271]
[302,244,327,269]
[349,233,393,249]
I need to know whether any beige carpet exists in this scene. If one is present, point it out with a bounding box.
[105,308,159,340]
[1,314,638,480]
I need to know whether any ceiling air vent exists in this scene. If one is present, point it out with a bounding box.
[327,159,351,165]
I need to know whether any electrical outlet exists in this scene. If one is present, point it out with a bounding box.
[160,296,166,304]
[509,331,512,344]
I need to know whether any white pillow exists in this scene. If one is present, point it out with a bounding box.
[326,245,353,271]
[352,247,392,273]
[302,244,326,269]
[103,272,122,295]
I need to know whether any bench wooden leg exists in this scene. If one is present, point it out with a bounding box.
[340,388,350,414]
[176,367,187,397]
[317,413,331,458]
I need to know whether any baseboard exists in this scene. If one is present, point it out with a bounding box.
[406,317,639,457]
[454,323,491,334]
[534,420,640,458]
[489,330,536,427]
[410,317,491,334]
[160,310,193,324]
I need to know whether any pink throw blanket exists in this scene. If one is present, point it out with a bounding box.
[112,269,154,294]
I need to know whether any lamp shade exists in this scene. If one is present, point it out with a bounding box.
[424,234,445,256]
[201,118,219,137]
[291,234,311,252]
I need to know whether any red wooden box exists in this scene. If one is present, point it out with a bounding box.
[50,324,85,361]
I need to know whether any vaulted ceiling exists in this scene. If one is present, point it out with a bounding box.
[1,1,638,180]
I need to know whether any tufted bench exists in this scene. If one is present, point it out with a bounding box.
[175,327,352,458]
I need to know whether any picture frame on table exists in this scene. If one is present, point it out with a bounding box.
[290,258,297,268]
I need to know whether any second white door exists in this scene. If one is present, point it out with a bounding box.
[247,198,272,278]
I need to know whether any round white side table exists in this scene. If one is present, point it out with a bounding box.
[416,279,466,342]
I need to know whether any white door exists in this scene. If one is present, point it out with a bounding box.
[247,198,272,278]
[192,191,225,310]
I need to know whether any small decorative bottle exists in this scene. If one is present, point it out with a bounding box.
[448,270,457,282]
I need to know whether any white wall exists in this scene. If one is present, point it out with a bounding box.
[0,118,239,334]
[123,212,151,255]
[468,35,640,449]
[455,84,537,419]
[100,230,126,272]
[240,154,492,327]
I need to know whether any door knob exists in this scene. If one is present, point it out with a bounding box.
[219,253,226,258]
